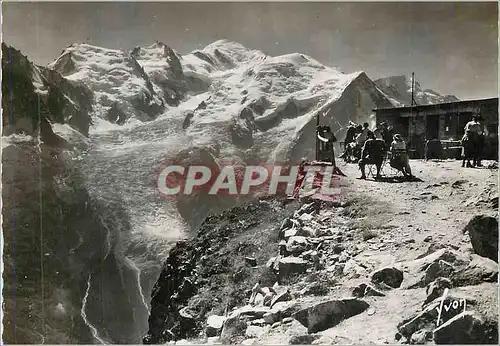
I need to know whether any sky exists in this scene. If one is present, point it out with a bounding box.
[2,1,498,100]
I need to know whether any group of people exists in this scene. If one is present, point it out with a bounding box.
[340,121,412,179]
[316,114,489,181]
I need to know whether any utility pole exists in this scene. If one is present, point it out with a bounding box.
[315,111,320,161]
[411,72,418,107]
[410,72,424,155]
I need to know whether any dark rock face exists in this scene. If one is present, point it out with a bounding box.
[371,266,404,288]
[2,44,148,344]
[294,298,369,333]
[278,257,308,278]
[452,255,498,286]
[2,43,93,138]
[144,199,299,344]
[423,278,452,306]
[106,102,128,125]
[41,67,94,136]
[353,283,386,298]
[433,311,498,344]
[219,315,247,343]
[182,112,194,130]
[464,215,498,262]
[423,260,454,287]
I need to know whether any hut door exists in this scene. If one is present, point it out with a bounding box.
[426,115,440,140]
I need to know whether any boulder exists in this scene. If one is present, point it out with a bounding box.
[278,241,288,255]
[263,291,275,307]
[220,314,247,343]
[280,218,294,232]
[286,236,309,254]
[353,283,386,298]
[270,290,293,308]
[338,252,351,263]
[371,266,404,288]
[263,301,298,324]
[206,336,221,345]
[452,254,498,286]
[398,294,475,339]
[405,249,468,289]
[315,228,332,237]
[249,319,266,326]
[266,256,277,268]
[289,334,321,345]
[263,311,279,325]
[278,257,307,278]
[234,305,270,319]
[299,213,314,223]
[283,228,299,239]
[178,307,196,335]
[299,282,330,297]
[332,244,345,254]
[464,215,498,262]
[343,259,366,278]
[423,260,454,286]
[398,303,439,339]
[311,336,334,345]
[433,311,498,344]
[245,325,264,339]
[294,298,369,333]
[365,285,386,297]
[294,202,317,218]
[423,278,452,306]
[300,226,316,237]
[206,315,226,337]
[245,257,257,267]
[410,329,431,344]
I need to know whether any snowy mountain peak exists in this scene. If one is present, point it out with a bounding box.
[374,74,459,106]
[48,42,165,125]
[199,39,267,68]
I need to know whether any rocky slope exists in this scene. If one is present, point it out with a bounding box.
[2,44,102,343]
[144,160,498,345]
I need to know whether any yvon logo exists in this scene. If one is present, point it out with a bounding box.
[434,288,468,329]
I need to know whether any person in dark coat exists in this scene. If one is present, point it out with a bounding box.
[339,122,357,161]
[317,125,337,163]
[358,132,386,179]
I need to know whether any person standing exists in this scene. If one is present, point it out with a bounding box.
[317,125,337,164]
[383,124,394,148]
[339,122,357,161]
[464,115,484,167]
